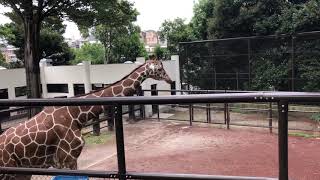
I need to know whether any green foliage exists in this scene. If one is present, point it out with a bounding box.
[311,113,320,122]
[180,0,320,91]
[0,12,74,65]
[86,0,139,64]
[71,43,105,65]
[110,25,147,63]
[159,18,195,54]
[289,132,320,138]
[0,53,5,63]
[84,131,113,145]
[154,45,168,60]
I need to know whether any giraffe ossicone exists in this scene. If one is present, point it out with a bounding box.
[0,59,172,180]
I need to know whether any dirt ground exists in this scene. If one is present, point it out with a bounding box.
[78,120,320,180]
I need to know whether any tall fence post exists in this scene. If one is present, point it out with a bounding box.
[137,86,145,119]
[128,105,135,121]
[224,103,227,124]
[278,101,289,180]
[227,103,230,129]
[189,104,193,126]
[115,105,126,180]
[206,104,211,123]
[105,106,115,131]
[269,102,273,133]
[92,117,100,136]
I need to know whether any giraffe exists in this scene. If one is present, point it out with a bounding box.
[0,59,172,180]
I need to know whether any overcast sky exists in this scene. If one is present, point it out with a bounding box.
[0,0,196,40]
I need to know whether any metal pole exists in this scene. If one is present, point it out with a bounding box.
[224,103,227,124]
[236,71,239,90]
[269,102,273,133]
[214,67,217,90]
[157,104,160,121]
[291,36,295,91]
[189,105,193,126]
[227,103,230,129]
[278,101,289,180]
[248,39,251,89]
[92,117,100,136]
[115,105,126,180]
[206,104,210,123]
[208,104,211,123]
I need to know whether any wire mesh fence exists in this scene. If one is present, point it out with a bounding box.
[179,31,320,92]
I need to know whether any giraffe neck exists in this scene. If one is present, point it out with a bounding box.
[74,64,148,125]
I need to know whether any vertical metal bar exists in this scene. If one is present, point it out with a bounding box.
[278,101,289,180]
[92,117,100,136]
[115,105,126,180]
[206,104,209,123]
[189,105,192,126]
[157,104,160,121]
[269,102,273,133]
[236,71,239,90]
[208,104,211,123]
[214,67,217,90]
[106,106,114,131]
[224,103,227,124]
[291,36,295,91]
[248,39,251,89]
[227,103,230,129]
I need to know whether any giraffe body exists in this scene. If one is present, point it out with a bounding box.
[0,60,172,179]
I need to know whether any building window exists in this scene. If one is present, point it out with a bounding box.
[73,84,85,96]
[15,86,27,97]
[47,84,69,93]
[92,83,104,90]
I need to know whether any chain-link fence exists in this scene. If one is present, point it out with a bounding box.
[179,31,320,92]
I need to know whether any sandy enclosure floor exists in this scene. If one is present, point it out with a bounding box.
[76,120,320,180]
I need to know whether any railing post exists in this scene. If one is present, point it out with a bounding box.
[128,105,135,120]
[105,106,114,131]
[92,117,100,136]
[269,102,273,133]
[189,104,193,126]
[224,103,227,124]
[278,101,289,180]
[115,105,126,180]
[157,104,160,121]
[206,104,209,123]
[227,103,230,129]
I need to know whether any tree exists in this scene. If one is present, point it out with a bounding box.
[0,0,114,116]
[111,25,147,62]
[154,45,168,60]
[0,52,5,65]
[71,43,105,65]
[190,0,215,40]
[0,12,74,66]
[159,18,195,54]
[89,0,138,64]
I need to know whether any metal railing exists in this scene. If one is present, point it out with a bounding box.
[143,89,320,133]
[0,92,319,180]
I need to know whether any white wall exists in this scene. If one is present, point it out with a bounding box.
[0,56,180,100]
[0,68,26,99]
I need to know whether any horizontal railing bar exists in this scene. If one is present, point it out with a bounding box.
[179,30,320,44]
[0,167,118,178]
[1,92,320,107]
[126,172,277,180]
[0,107,30,113]
[142,89,257,93]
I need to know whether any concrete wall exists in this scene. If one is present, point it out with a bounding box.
[0,56,181,117]
[0,68,26,99]
[0,56,181,101]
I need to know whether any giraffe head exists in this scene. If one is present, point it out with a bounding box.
[145,59,173,84]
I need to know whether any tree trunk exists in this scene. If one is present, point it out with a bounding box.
[24,18,42,118]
